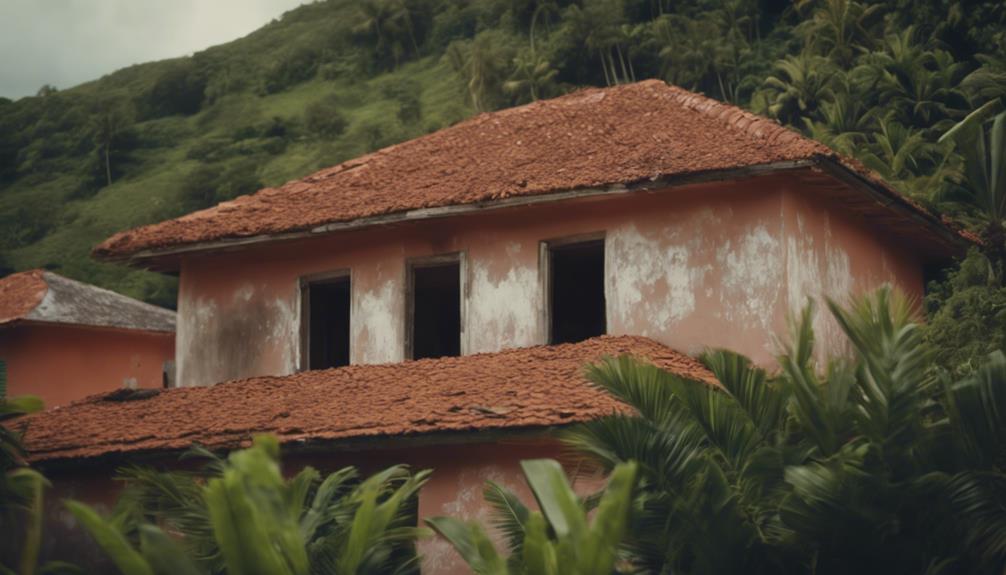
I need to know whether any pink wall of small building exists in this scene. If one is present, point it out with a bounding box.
[0,323,174,406]
[174,173,927,387]
[35,437,585,574]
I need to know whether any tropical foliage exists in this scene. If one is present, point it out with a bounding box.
[925,249,1006,376]
[563,286,1006,574]
[1,395,81,575]
[67,435,430,575]
[426,458,638,575]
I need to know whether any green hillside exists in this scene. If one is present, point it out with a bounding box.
[0,0,1003,307]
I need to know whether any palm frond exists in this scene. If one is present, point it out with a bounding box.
[483,481,530,556]
[701,349,785,438]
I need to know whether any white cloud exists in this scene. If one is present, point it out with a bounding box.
[0,0,310,99]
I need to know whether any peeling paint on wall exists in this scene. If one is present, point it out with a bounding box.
[467,242,541,353]
[717,224,784,332]
[606,222,709,337]
[176,283,299,386]
[785,214,854,358]
[352,279,403,364]
[419,464,525,574]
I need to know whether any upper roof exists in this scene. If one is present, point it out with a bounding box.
[0,270,175,333]
[94,80,967,265]
[16,335,712,463]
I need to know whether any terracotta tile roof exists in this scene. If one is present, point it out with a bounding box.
[0,270,175,332]
[0,270,48,325]
[15,335,712,463]
[94,80,964,262]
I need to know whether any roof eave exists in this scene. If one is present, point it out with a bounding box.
[99,157,971,271]
[813,157,973,259]
[28,425,569,472]
[96,160,819,271]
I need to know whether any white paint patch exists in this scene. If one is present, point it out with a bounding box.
[176,282,300,386]
[268,293,299,374]
[717,224,783,331]
[420,464,524,574]
[607,223,709,336]
[352,279,402,364]
[467,248,541,353]
[175,292,219,387]
[785,215,852,358]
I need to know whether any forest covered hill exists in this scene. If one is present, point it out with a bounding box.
[0,0,1004,307]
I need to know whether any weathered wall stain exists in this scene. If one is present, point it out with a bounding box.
[717,224,784,333]
[607,222,708,336]
[352,276,404,364]
[467,241,541,353]
[176,281,298,386]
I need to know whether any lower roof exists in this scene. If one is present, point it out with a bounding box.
[16,335,712,464]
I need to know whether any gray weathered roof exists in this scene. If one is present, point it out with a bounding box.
[0,270,175,333]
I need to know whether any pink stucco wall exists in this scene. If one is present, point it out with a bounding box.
[174,173,928,387]
[0,323,173,406]
[36,438,582,574]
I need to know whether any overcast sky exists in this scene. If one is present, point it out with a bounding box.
[0,0,310,100]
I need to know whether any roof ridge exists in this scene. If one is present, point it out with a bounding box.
[660,83,818,147]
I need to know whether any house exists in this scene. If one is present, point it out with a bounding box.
[0,270,175,406]
[14,80,967,572]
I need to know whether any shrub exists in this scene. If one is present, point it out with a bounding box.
[304,95,348,139]
[140,60,207,119]
[925,249,1006,375]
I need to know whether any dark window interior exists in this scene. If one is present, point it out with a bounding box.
[550,239,606,344]
[307,277,351,369]
[411,261,461,360]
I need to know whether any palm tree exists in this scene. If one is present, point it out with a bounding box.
[353,0,419,69]
[651,15,738,101]
[563,0,633,86]
[70,435,430,575]
[753,54,839,129]
[426,459,638,574]
[858,115,950,189]
[563,286,1006,574]
[794,0,883,68]
[445,30,514,114]
[962,55,1006,106]
[940,101,1006,263]
[807,77,875,154]
[853,28,969,133]
[504,51,558,103]
[89,94,135,188]
[528,0,560,54]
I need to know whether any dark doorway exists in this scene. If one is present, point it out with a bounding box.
[550,239,606,344]
[304,276,351,369]
[410,260,461,360]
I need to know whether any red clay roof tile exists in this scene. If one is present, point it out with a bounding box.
[0,269,47,326]
[15,335,712,463]
[95,80,927,261]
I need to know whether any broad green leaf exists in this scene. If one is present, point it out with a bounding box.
[425,516,508,575]
[137,525,203,575]
[65,500,155,575]
[520,459,586,541]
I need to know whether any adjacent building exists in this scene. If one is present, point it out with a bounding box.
[0,270,175,407]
